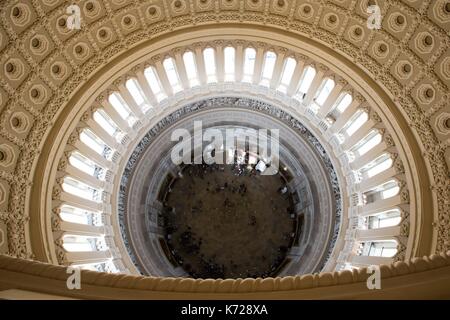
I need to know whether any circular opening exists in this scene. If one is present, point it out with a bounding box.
[86,2,94,11]
[51,64,61,74]
[75,45,83,54]
[99,29,107,38]
[162,164,296,279]
[354,27,363,36]
[252,0,259,4]
[123,16,132,25]
[30,88,40,98]
[277,0,285,7]
[396,15,405,25]
[328,15,337,23]
[58,18,66,27]
[148,7,157,15]
[5,63,15,73]
[303,5,311,14]
[425,88,434,99]
[379,43,388,53]
[424,35,433,46]
[174,0,182,8]
[200,0,208,3]
[445,3,450,13]
[0,151,5,162]
[403,63,412,73]
[11,117,21,128]
[31,37,40,48]
[12,7,21,18]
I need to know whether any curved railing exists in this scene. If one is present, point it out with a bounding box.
[0,252,449,299]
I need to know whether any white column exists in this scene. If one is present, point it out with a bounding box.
[358,195,403,216]
[356,226,401,240]
[117,83,145,118]
[330,97,364,133]
[318,79,347,118]
[102,100,131,133]
[59,222,105,237]
[154,60,173,96]
[252,46,265,84]
[66,250,111,264]
[135,69,158,106]
[74,141,113,170]
[342,121,377,150]
[173,51,190,90]
[194,46,207,85]
[287,59,306,96]
[303,65,327,106]
[350,142,388,170]
[215,44,225,83]
[235,42,244,82]
[270,50,286,89]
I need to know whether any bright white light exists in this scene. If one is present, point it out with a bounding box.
[243,48,256,83]
[183,51,199,87]
[163,57,182,93]
[335,93,352,113]
[203,48,217,83]
[278,57,296,93]
[224,47,235,82]
[80,129,110,158]
[345,111,368,137]
[315,78,335,105]
[260,51,276,86]
[356,132,382,156]
[144,66,167,102]
[295,66,316,100]
[62,177,102,202]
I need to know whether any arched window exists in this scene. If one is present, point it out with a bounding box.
[125,78,152,113]
[80,129,113,160]
[144,66,167,102]
[343,110,368,138]
[62,176,102,202]
[163,57,182,93]
[358,240,398,257]
[363,180,400,204]
[362,209,401,230]
[183,51,199,87]
[353,131,382,157]
[108,93,137,127]
[93,109,125,143]
[224,46,236,82]
[277,57,296,93]
[203,47,217,83]
[294,66,316,101]
[260,51,277,86]
[242,47,256,83]
[69,151,106,180]
[60,205,103,226]
[359,153,393,179]
[63,234,104,252]
[333,93,353,114]
[315,78,335,105]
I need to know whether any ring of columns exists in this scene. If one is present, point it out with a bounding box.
[43,33,418,275]
[119,99,342,276]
